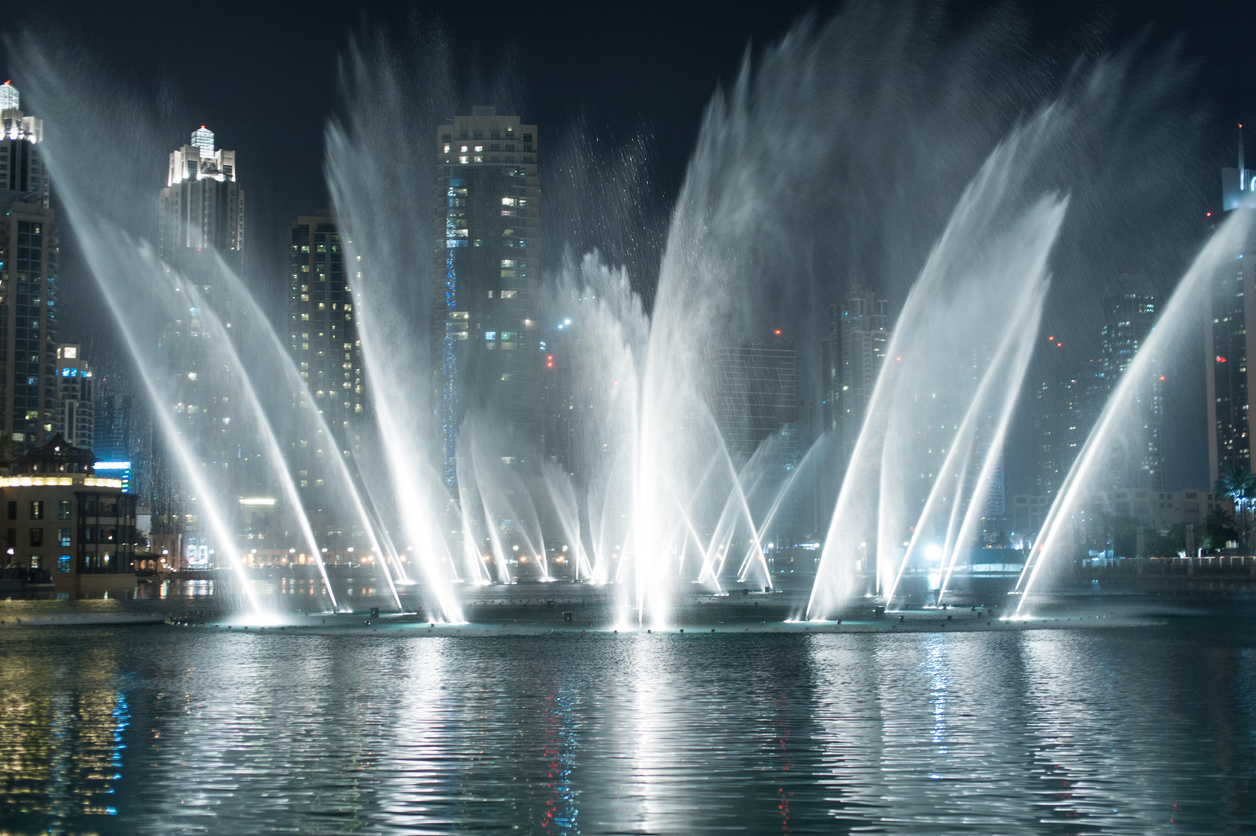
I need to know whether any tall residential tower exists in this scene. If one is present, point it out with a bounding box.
[434,109,541,485]
[1100,285,1163,490]
[151,126,249,564]
[287,212,364,533]
[821,288,890,463]
[0,81,59,454]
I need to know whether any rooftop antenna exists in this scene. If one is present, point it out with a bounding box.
[1240,123,1246,190]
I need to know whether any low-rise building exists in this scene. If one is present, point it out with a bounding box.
[0,436,137,597]
[1012,489,1220,544]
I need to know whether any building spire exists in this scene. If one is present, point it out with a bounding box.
[1240,123,1246,190]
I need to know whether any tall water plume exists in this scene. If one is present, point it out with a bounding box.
[1017,208,1255,612]
[324,29,477,622]
[7,2,1220,624]
[12,36,413,614]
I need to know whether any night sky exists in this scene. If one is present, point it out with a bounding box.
[2,0,1255,493]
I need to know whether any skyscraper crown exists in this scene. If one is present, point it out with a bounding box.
[0,81,19,112]
[191,126,214,158]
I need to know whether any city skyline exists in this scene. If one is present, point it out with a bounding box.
[0,2,1248,497]
[0,4,1252,557]
[3,8,1256,833]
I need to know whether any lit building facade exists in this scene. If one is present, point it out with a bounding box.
[0,81,58,454]
[54,344,94,451]
[1032,339,1102,497]
[159,126,244,255]
[287,212,364,531]
[1100,286,1164,490]
[434,109,540,485]
[93,377,137,496]
[1207,166,1256,487]
[0,436,136,597]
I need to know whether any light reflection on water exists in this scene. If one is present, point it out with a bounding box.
[0,620,1253,834]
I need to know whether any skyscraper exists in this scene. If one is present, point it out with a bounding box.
[1208,141,1256,488]
[54,344,94,451]
[711,330,803,549]
[434,109,541,486]
[93,381,136,494]
[151,126,248,560]
[711,330,802,466]
[821,289,890,463]
[1100,284,1163,490]
[0,81,58,454]
[1032,337,1100,497]
[287,212,364,530]
[159,126,244,256]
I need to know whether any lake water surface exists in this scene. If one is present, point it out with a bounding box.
[1,602,1254,835]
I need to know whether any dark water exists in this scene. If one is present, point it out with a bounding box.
[1,607,1254,835]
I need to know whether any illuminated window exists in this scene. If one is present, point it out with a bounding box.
[499,290,517,299]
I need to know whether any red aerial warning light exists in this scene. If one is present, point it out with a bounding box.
[773,329,782,336]
[1218,356,1228,363]
[1207,212,1213,217]
[545,354,554,369]
[1159,375,1166,381]
[1056,342,1062,347]
[1047,335,1054,341]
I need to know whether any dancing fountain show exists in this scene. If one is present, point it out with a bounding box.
[1,2,1255,833]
